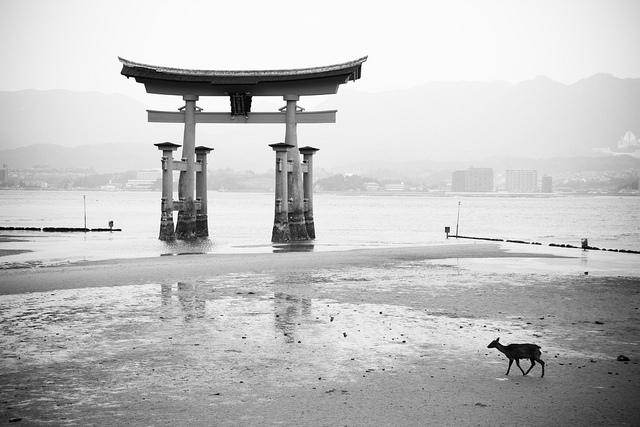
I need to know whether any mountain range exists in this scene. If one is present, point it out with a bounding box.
[1,74,639,173]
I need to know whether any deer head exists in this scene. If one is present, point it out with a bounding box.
[487,337,500,348]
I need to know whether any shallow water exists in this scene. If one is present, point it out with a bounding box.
[1,190,639,267]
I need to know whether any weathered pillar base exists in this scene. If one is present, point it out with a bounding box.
[271,222,291,243]
[304,217,316,239]
[288,213,309,241]
[175,200,197,240]
[195,214,209,238]
[159,212,175,241]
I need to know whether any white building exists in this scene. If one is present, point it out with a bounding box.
[541,175,553,193]
[125,169,161,190]
[384,182,406,191]
[451,168,494,192]
[506,170,538,193]
[364,182,381,192]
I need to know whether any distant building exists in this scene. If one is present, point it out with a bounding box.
[467,168,494,192]
[0,165,7,184]
[541,175,553,193]
[99,180,119,191]
[136,169,161,181]
[506,170,538,193]
[364,182,381,192]
[451,170,467,192]
[451,168,493,192]
[384,182,406,192]
[125,169,161,190]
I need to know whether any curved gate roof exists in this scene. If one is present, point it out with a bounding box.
[119,56,367,96]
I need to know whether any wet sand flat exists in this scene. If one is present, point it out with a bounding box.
[1,243,559,295]
[0,249,31,258]
[1,243,639,425]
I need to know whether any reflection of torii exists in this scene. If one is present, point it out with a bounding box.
[119,56,366,243]
[160,282,206,322]
[274,291,312,344]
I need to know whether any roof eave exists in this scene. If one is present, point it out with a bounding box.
[118,56,367,84]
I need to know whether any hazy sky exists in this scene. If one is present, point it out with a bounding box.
[1,0,640,101]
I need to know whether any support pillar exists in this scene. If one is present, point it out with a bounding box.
[284,95,309,241]
[154,142,181,241]
[299,146,319,239]
[175,95,199,240]
[195,146,213,238]
[270,143,293,242]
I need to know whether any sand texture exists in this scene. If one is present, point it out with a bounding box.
[1,243,639,426]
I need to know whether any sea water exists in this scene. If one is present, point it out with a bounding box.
[0,190,639,267]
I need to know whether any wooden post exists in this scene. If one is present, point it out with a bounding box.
[455,201,461,238]
[299,146,319,239]
[195,146,213,238]
[155,142,181,241]
[284,95,309,241]
[176,95,199,240]
[270,143,293,242]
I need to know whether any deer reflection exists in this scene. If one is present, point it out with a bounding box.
[160,281,206,321]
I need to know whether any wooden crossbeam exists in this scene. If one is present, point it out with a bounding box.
[172,200,202,211]
[148,110,337,124]
[167,160,202,172]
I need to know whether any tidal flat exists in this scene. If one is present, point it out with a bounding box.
[1,244,639,425]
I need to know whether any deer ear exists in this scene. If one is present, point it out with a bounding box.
[496,337,500,342]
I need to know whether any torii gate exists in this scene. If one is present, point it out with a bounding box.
[119,56,366,243]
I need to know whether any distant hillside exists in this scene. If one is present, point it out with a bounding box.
[0,90,152,147]
[0,143,159,173]
[1,76,639,172]
[0,89,279,171]
[317,74,640,167]
[2,142,637,186]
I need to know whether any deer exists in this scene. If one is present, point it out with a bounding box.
[487,337,545,378]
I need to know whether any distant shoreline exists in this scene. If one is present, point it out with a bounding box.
[1,187,639,197]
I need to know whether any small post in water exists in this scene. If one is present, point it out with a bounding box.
[83,195,87,231]
[455,201,461,238]
[581,238,589,250]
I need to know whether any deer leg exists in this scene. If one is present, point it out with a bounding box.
[537,358,545,378]
[515,359,526,375]
[524,358,536,376]
[506,359,513,375]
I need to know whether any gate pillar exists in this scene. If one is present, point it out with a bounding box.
[270,143,293,243]
[299,146,319,239]
[175,95,199,240]
[195,146,213,238]
[155,142,181,241]
[283,95,309,241]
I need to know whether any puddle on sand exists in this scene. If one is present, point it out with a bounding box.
[0,274,554,408]
[427,247,640,277]
[1,281,508,379]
